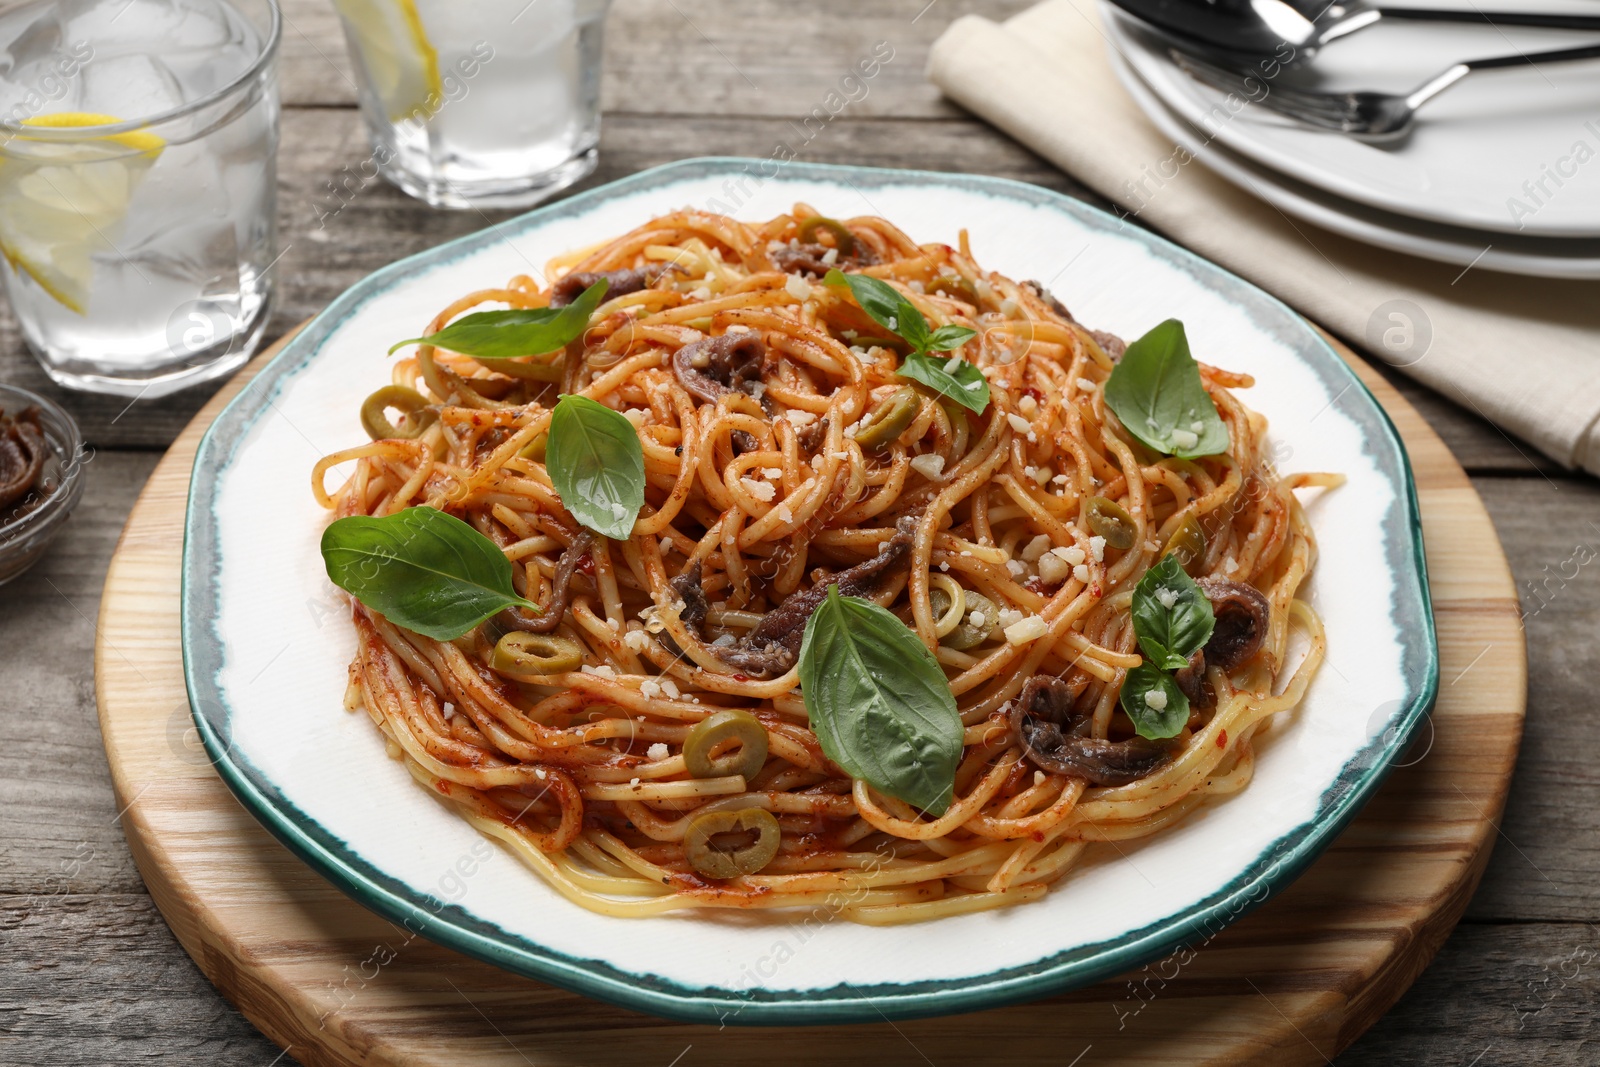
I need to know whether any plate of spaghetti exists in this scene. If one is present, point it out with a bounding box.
[182,159,1436,1023]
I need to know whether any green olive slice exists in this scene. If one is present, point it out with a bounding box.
[518,431,548,462]
[683,806,781,880]
[1086,496,1137,552]
[491,631,584,676]
[941,590,999,651]
[683,709,768,781]
[1161,513,1206,574]
[483,356,565,383]
[928,573,967,639]
[360,385,437,441]
[796,215,856,255]
[852,386,920,450]
[929,271,979,305]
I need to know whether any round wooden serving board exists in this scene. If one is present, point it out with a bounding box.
[96,327,1525,1067]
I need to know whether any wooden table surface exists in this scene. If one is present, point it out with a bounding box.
[1,3,1594,1064]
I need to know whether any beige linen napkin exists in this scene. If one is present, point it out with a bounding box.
[928,0,1600,474]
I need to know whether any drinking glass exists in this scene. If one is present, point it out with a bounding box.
[0,0,280,398]
[331,0,610,210]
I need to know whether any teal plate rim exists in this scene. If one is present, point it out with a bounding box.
[181,157,1439,1026]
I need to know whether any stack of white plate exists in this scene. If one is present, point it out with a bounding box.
[1101,1,1600,278]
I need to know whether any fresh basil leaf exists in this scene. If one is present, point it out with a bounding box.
[1130,555,1216,669]
[546,394,645,540]
[896,351,991,414]
[387,279,608,359]
[927,324,977,352]
[824,268,941,355]
[798,586,963,815]
[1103,319,1229,459]
[321,507,538,641]
[1119,663,1190,740]
[824,268,906,328]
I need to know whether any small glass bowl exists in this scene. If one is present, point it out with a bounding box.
[0,383,87,586]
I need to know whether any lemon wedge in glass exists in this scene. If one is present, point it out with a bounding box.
[332,0,442,123]
[0,113,165,315]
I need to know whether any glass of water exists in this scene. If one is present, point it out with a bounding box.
[331,0,609,210]
[0,0,280,398]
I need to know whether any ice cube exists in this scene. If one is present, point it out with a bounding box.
[163,34,254,101]
[59,0,189,59]
[78,51,183,120]
[0,5,88,120]
[0,5,64,77]
[133,214,241,291]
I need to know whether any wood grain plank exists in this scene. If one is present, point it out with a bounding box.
[5,893,1588,1067]
[1463,475,1600,923]
[0,452,158,898]
[273,0,1035,115]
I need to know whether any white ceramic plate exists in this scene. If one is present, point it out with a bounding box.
[182,159,1437,1024]
[1104,0,1600,237]
[1107,39,1600,279]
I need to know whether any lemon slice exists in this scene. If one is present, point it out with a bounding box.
[332,0,442,123]
[0,113,165,315]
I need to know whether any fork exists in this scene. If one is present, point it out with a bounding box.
[1171,41,1600,141]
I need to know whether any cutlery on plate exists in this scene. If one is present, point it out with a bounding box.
[1171,41,1600,140]
[1111,0,1600,58]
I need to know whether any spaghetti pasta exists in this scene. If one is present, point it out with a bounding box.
[314,206,1337,924]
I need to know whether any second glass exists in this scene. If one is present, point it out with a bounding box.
[332,0,610,210]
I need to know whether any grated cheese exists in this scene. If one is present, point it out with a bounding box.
[1037,553,1071,585]
[1052,545,1086,565]
[1020,534,1053,562]
[1004,615,1048,644]
[740,477,776,502]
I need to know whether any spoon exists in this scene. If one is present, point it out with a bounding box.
[1107,0,1600,59]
